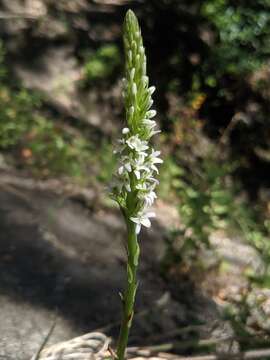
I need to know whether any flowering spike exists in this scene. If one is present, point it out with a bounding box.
[113,10,162,360]
[112,9,162,232]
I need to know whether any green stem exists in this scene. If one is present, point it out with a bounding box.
[116,218,139,360]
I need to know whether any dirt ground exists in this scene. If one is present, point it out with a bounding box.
[0,169,234,360]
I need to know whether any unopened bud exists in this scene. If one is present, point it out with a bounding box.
[146,110,157,118]
[148,86,156,95]
[142,59,146,75]
[130,68,135,81]
[142,76,149,87]
[129,106,134,117]
[132,40,137,53]
[132,83,137,96]
[148,99,154,108]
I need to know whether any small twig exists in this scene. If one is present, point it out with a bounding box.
[0,12,42,19]
[93,0,130,5]
[127,348,270,360]
[128,332,270,354]
[32,320,57,360]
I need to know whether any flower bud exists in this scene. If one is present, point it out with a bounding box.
[122,127,130,134]
[148,86,156,95]
[132,83,137,97]
[130,68,135,81]
[129,106,134,117]
[146,110,157,118]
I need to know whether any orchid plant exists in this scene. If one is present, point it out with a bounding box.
[111,9,162,360]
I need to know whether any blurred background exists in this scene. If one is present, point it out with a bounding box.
[0,0,270,359]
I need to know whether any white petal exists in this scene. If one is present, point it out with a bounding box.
[140,218,151,228]
[148,177,159,184]
[130,217,140,224]
[118,166,124,175]
[150,130,161,137]
[135,223,141,234]
[140,144,149,151]
[153,157,163,164]
[125,183,131,192]
[143,119,156,127]
[134,170,141,179]
[139,151,148,158]
[125,163,132,172]
[146,212,156,218]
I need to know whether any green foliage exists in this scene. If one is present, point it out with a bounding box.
[159,111,270,264]
[0,57,90,178]
[0,41,117,182]
[202,0,270,76]
[163,147,270,274]
[177,154,237,250]
[233,202,270,276]
[0,86,40,149]
[26,117,91,178]
[159,156,185,201]
[83,44,120,83]
[0,41,40,150]
[95,140,116,183]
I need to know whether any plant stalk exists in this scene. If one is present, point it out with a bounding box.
[116,217,139,360]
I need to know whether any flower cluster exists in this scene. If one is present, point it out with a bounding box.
[111,10,162,234]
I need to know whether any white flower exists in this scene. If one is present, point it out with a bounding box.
[144,190,157,207]
[142,118,161,138]
[147,177,159,185]
[126,135,149,152]
[147,149,163,173]
[118,156,132,175]
[133,154,150,179]
[150,150,163,162]
[130,212,156,234]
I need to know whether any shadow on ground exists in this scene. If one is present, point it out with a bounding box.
[0,172,224,359]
